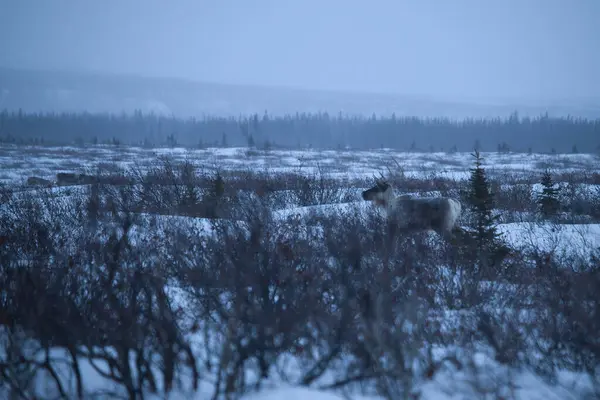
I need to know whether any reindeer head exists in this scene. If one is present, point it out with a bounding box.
[362,175,393,207]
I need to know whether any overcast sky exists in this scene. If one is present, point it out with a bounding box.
[1,0,598,102]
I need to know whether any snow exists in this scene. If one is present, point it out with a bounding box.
[499,222,600,260]
[417,363,595,400]
[272,200,375,220]
[1,144,599,399]
[1,145,598,186]
[240,387,379,400]
[3,341,595,399]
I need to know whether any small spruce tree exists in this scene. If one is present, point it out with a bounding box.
[181,162,199,207]
[86,182,100,230]
[221,132,228,147]
[463,150,509,275]
[497,142,510,153]
[537,170,560,218]
[213,171,225,198]
[466,151,500,245]
[166,133,177,148]
[247,133,255,148]
[203,171,225,218]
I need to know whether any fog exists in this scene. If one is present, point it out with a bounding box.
[1,0,599,103]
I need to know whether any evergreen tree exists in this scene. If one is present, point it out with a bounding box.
[203,171,225,218]
[537,170,560,218]
[464,150,508,275]
[497,142,510,153]
[214,172,225,198]
[181,162,199,208]
[466,151,500,244]
[86,182,100,230]
[166,133,177,148]
[221,132,228,147]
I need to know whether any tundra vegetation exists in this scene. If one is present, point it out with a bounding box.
[0,143,600,399]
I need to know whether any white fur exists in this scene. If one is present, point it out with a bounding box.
[445,198,462,230]
[363,184,463,236]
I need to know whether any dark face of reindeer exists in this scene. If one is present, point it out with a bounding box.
[362,181,390,203]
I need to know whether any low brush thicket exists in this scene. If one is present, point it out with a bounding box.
[1,157,599,399]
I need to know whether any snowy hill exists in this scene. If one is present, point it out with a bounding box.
[2,67,599,119]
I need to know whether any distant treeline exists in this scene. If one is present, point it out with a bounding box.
[1,109,599,153]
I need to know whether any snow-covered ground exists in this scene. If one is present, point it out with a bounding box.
[1,145,599,399]
[2,332,596,400]
[500,222,600,261]
[1,144,599,185]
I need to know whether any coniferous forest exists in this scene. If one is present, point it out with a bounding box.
[1,109,599,153]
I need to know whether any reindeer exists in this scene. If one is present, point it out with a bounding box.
[361,176,463,238]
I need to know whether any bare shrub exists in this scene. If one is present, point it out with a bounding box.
[126,156,224,218]
[2,159,599,399]
[0,188,199,399]
[172,197,342,397]
[290,163,355,206]
[223,169,296,211]
[592,185,600,221]
[25,176,52,187]
[558,179,599,222]
[525,250,600,382]
[494,183,535,214]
